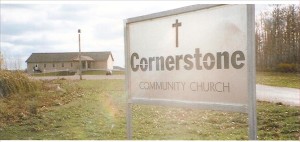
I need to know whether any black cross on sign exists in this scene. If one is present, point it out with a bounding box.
[172,19,182,47]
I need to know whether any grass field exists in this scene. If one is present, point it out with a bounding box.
[256,72,300,89]
[0,79,299,140]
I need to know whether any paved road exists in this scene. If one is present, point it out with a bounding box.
[32,75,299,106]
[256,84,299,106]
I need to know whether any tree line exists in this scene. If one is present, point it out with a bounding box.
[255,4,300,72]
[0,53,22,71]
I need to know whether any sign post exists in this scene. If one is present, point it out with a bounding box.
[246,5,257,140]
[124,4,256,140]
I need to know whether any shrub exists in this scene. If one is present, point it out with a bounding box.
[0,70,39,97]
[276,63,297,73]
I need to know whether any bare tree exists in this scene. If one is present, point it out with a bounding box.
[16,57,22,70]
[255,4,300,72]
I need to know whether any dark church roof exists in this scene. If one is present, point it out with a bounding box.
[26,52,113,63]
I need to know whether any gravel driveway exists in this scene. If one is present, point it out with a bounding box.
[256,84,299,106]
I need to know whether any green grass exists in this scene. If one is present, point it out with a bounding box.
[0,80,299,140]
[257,101,300,140]
[256,72,300,89]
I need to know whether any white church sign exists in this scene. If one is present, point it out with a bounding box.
[124,4,256,139]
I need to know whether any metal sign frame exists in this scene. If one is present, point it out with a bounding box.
[124,4,256,140]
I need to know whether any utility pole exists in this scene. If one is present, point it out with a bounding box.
[78,29,82,80]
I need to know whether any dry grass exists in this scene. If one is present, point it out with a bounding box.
[0,71,39,97]
[0,71,83,130]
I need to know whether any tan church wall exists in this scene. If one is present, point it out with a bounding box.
[27,63,35,73]
[27,62,78,74]
[27,54,114,74]
[92,55,114,71]
[93,61,107,70]
[27,60,112,74]
[107,54,114,70]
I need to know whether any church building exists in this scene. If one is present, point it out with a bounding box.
[25,52,114,74]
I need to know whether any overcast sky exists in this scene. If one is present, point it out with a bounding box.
[0,2,279,69]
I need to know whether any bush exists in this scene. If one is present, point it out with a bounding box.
[0,70,39,97]
[276,63,297,73]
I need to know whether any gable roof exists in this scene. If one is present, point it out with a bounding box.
[72,56,95,61]
[26,52,114,63]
